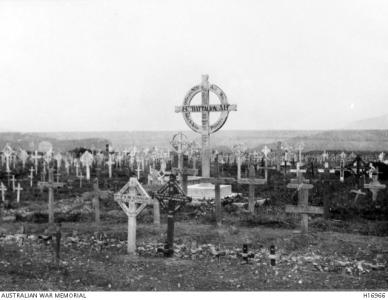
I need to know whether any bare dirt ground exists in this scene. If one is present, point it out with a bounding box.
[1,220,387,291]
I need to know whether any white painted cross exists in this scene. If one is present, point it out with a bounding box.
[80,151,94,181]
[297,143,304,165]
[31,150,41,175]
[29,167,34,187]
[364,174,386,202]
[114,177,157,254]
[19,149,28,169]
[54,153,62,170]
[11,175,16,191]
[15,183,23,204]
[233,143,247,181]
[3,144,13,173]
[0,182,7,202]
[106,154,114,179]
[378,152,385,163]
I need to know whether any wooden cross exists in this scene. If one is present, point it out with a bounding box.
[364,174,386,202]
[114,177,156,254]
[317,163,336,219]
[233,144,247,181]
[135,163,142,180]
[106,154,115,179]
[297,143,304,165]
[29,167,34,187]
[78,172,84,188]
[171,167,198,195]
[19,149,28,169]
[153,174,191,256]
[3,144,13,173]
[75,161,80,177]
[15,183,23,204]
[0,182,7,203]
[38,168,65,224]
[31,150,41,175]
[238,164,266,213]
[286,171,323,233]
[80,151,94,181]
[10,175,16,191]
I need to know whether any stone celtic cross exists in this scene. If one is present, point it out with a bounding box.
[175,75,237,177]
[114,177,159,254]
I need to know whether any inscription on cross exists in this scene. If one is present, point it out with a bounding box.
[175,75,237,178]
[114,177,156,254]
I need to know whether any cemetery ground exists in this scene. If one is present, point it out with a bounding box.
[1,171,388,291]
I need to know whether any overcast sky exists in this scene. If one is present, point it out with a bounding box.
[0,0,387,132]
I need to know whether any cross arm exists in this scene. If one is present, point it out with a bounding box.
[202,177,236,184]
[175,104,237,113]
[238,178,266,185]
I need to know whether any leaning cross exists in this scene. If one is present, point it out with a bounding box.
[153,174,191,256]
[286,171,323,233]
[175,75,237,178]
[38,168,65,224]
[114,177,156,254]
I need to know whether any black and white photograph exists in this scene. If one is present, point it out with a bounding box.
[0,0,387,295]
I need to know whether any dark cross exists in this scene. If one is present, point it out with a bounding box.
[202,155,237,226]
[171,167,198,195]
[153,174,191,257]
[317,163,336,219]
[286,170,323,233]
[238,164,266,213]
[37,168,65,224]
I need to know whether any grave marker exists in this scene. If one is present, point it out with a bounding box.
[15,183,23,204]
[364,174,386,202]
[80,151,94,181]
[175,75,237,177]
[238,165,266,213]
[114,177,155,254]
[38,168,65,224]
[0,182,7,203]
[286,169,323,233]
[154,174,191,256]
[29,167,34,187]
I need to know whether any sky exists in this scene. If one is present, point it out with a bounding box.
[0,0,387,132]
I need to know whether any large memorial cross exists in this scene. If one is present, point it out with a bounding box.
[170,132,189,171]
[154,174,191,256]
[175,75,237,177]
[38,168,65,224]
[114,177,156,254]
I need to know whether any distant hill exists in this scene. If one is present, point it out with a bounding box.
[345,114,388,130]
[0,132,109,152]
[1,130,387,153]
